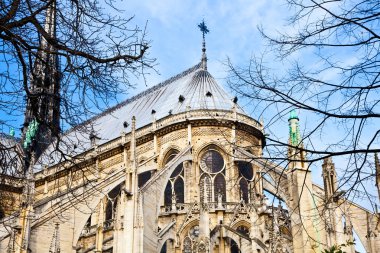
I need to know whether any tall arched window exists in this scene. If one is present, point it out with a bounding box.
[183,225,199,252]
[164,182,172,206]
[237,161,254,203]
[174,177,184,203]
[200,174,212,203]
[183,236,192,253]
[163,162,185,206]
[214,174,226,202]
[199,148,226,203]
[239,178,249,203]
[105,200,113,221]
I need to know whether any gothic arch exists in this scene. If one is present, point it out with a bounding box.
[159,146,181,168]
[157,233,176,253]
[193,142,228,163]
[178,218,200,239]
[232,220,251,231]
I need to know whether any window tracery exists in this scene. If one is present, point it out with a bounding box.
[164,162,185,206]
[182,225,200,253]
[200,174,212,203]
[199,149,226,203]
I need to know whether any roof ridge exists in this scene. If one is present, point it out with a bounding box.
[66,62,202,134]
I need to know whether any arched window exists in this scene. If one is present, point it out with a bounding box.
[236,225,249,236]
[200,174,212,203]
[237,161,253,181]
[163,162,185,207]
[214,174,226,202]
[164,150,179,165]
[199,148,226,203]
[174,177,184,203]
[237,161,255,203]
[239,178,249,203]
[164,182,172,206]
[183,236,192,253]
[105,200,113,220]
[85,215,91,228]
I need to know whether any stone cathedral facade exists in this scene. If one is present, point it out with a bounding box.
[1,53,380,252]
[0,16,380,253]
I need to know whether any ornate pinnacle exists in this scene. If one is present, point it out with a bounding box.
[288,110,301,146]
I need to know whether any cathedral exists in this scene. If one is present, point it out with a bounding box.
[0,10,380,253]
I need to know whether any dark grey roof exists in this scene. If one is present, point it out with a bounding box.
[36,62,246,168]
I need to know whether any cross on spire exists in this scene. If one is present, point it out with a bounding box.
[198,19,210,70]
[198,19,210,39]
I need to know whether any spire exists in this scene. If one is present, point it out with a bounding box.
[322,157,337,202]
[288,109,306,169]
[198,19,209,70]
[288,109,301,146]
[23,0,60,159]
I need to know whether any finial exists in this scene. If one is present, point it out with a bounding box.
[198,19,209,70]
[9,127,15,137]
[289,109,299,121]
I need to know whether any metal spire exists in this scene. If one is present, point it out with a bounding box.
[288,109,301,146]
[198,20,209,70]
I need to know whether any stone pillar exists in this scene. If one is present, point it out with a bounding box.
[95,200,105,252]
[187,123,192,145]
[287,168,318,253]
[366,213,378,253]
[124,116,138,252]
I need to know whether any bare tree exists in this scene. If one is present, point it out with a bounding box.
[228,0,380,208]
[0,0,153,223]
[0,0,153,166]
[1,0,153,131]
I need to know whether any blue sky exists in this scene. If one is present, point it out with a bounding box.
[119,0,289,91]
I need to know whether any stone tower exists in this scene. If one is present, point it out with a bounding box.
[287,110,318,253]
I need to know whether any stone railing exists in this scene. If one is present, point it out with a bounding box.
[159,202,247,216]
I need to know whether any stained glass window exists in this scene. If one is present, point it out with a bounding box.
[200,174,212,203]
[201,150,224,173]
[214,174,226,202]
[183,236,192,253]
[239,178,249,203]
[164,182,172,206]
[238,161,253,181]
[174,177,184,203]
